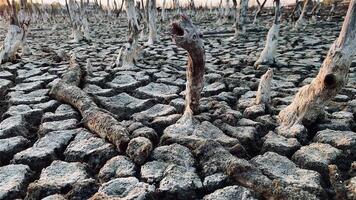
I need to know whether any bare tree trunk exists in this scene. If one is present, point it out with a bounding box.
[232,0,237,19]
[147,0,158,45]
[234,0,248,37]
[327,1,336,21]
[278,0,356,128]
[0,0,31,64]
[115,0,141,69]
[162,0,166,21]
[50,57,130,153]
[173,0,180,14]
[294,0,309,29]
[170,14,205,122]
[254,0,281,68]
[253,0,267,25]
[310,0,320,22]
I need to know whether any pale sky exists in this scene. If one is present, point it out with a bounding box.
[38,0,294,8]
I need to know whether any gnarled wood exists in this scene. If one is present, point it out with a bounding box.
[171,14,205,121]
[49,57,130,153]
[278,0,356,128]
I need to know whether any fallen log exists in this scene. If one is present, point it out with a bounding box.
[49,56,130,153]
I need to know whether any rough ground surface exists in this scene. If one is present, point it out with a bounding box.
[0,7,355,200]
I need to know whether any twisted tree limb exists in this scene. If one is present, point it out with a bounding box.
[170,14,205,121]
[278,0,356,128]
[49,57,130,153]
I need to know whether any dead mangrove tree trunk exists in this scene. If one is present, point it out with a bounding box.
[278,0,356,128]
[0,0,31,64]
[147,0,158,45]
[294,0,309,29]
[234,0,248,37]
[50,57,130,152]
[170,14,205,122]
[115,0,141,69]
[253,0,267,25]
[254,0,281,68]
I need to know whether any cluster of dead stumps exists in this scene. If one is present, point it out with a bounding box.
[0,0,356,199]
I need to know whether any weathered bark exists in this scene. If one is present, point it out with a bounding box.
[234,0,248,37]
[0,0,31,64]
[49,57,130,153]
[294,0,309,29]
[115,0,141,69]
[254,0,280,68]
[171,14,205,121]
[278,0,356,128]
[253,0,267,25]
[255,69,273,105]
[147,0,158,45]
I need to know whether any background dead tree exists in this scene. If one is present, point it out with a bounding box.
[147,0,158,45]
[173,0,180,14]
[170,14,205,123]
[0,0,31,64]
[65,0,90,42]
[294,0,309,29]
[234,0,248,37]
[289,0,302,22]
[327,0,336,21]
[278,0,356,129]
[310,0,320,22]
[161,0,166,21]
[244,69,273,118]
[253,0,267,25]
[254,0,281,68]
[50,56,130,153]
[115,0,141,69]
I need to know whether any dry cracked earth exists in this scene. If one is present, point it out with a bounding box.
[0,8,355,200]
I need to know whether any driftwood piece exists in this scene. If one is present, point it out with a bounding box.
[278,0,356,128]
[171,14,205,120]
[49,57,130,153]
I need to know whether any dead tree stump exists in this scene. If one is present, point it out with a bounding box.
[279,0,356,128]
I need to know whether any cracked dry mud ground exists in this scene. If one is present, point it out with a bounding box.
[0,10,356,200]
